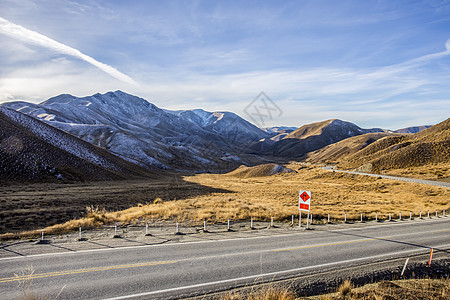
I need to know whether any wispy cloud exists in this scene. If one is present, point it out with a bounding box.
[0,17,137,85]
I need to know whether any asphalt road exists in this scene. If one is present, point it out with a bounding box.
[322,166,450,188]
[0,218,449,299]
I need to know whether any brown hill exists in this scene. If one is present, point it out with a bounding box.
[227,163,296,178]
[305,132,401,164]
[336,118,450,173]
[0,107,157,184]
[261,119,383,158]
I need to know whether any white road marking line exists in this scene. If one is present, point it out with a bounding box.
[0,218,448,261]
[102,243,450,300]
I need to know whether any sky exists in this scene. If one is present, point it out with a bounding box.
[0,0,449,130]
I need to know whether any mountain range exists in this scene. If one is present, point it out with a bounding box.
[2,91,269,171]
[1,90,442,183]
[306,118,450,174]
[0,106,156,183]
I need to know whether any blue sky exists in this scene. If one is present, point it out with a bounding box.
[0,0,449,129]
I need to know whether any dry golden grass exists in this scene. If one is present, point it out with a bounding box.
[306,118,450,181]
[310,278,449,300]
[222,278,448,300]
[336,280,353,298]
[222,285,296,300]
[15,265,65,300]
[2,163,447,239]
[227,164,295,178]
[383,162,450,182]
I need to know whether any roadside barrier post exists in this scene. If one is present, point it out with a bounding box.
[291,215,294,226]
[176,221,179,234]
[145,222,151,236]
[428,248,434,266]
[306,211,310,229]
[389,212,391,221]
[427,210,430,218]
[79,226,82,240]
[420,211,422,218]
[444,209,446,217]
[399,211,401,220]
[401,258,409,277]
[361,212,363,223]
[251,217,253,229]
[310,213,313,224]
[113,223,120,238]
[328,213,330,223]
[299,212,301,228]
[375,212,378,222]
[410,211,412,220]
[436,210,438,217]
[344,212,347,223]
[271,216,274,227]
[41,228,44,241]
[203,220,207,232]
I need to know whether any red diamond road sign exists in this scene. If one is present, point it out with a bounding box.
[299,190,311,212]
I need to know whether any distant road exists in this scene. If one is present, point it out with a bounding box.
[322,166,450,188]
[0,219,449,299]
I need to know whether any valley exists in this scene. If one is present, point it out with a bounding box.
[1,163,448,239]
[0,91,448,238]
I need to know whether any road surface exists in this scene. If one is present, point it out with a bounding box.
[0,218,449,299]
[322,166,450,188]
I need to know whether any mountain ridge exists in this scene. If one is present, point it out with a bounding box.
[0,106,157,183]
[2,91,270,171]
[1,90,440,177]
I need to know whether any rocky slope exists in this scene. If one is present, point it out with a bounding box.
[2,91,269,171]
[0,107,156,184]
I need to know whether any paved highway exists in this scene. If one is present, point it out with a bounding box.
[322,166,450,188]
[0,218,449,299]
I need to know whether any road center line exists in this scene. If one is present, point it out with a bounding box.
[102,243,450,300]
[273,236,394,252]
[0,219,448,262]
[0,260,177,284]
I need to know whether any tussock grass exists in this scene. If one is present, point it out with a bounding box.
[222,285,296,300]
[227,164,296,178]
[1,164,448,239]
[15,265,65,300]
[307,118,450,181]
[221,278,449,299]
[312,278,449,300]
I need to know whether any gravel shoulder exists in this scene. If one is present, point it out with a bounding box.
[1,217,447,259]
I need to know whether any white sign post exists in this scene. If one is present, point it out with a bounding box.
[299,190,311,229]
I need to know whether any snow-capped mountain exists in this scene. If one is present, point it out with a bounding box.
[0,106,156,183]
[2,91,269,171]
[263,126,298,142]
[394,125,432,134]
[263,126,297,134]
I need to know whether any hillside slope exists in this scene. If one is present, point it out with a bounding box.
[305,132,400,164]
[227,163,296,178]
[2,91,269,171]
[338,118,450,175]
[0,107,156,184]
[255,119,383,158]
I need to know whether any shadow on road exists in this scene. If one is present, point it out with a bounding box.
[329,230,449,254]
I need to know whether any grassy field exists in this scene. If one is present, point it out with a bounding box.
[1,163,448,239]
[383,162,450,182]
[220,278,449,300]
